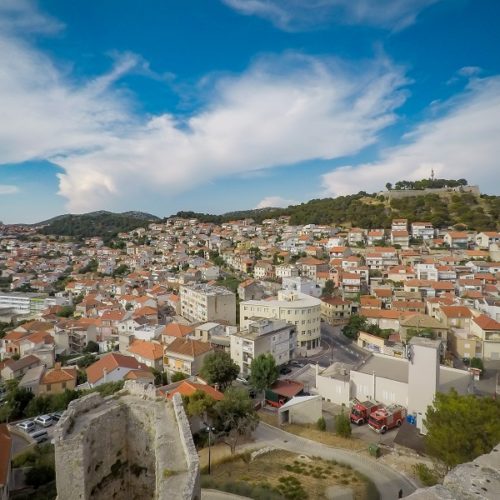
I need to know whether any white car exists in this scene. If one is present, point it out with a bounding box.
[236,376,249,385]
[17,420,35,432]
[34,415,54,427]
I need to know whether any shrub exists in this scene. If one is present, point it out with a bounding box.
[316,416,326,431]
[335,411,352,438]
[414,463,439,486]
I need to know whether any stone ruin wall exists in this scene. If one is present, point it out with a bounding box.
[53,382,200,500]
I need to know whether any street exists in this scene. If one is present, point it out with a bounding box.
[295,323,367,368]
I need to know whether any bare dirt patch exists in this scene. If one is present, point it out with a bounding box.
[204,449,376,500]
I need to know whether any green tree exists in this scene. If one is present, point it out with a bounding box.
[0,381,34,422]
[425,389,500,470]
[335,411,352,438]
[83,340,100,353]
[385,182,392,191]
[76,353,97,368]
[183,390,217,419]
[171,371,188,383]
[470,357,484,373]
[342,315,368,340]
[214,387,259,454]
[200,351,239,391]
[150,368,168,386]
[249,354,279,392]
[322,279,335,297]
[113,264,130,277]
[56,305,75,318]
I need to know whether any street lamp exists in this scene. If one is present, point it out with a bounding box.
[204,422,216,475]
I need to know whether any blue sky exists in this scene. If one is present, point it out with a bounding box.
[1,0,499,223]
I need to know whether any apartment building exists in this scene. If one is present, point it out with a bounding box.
[411,222,434,240]
[230,319,296,377]
[0,292,59,316]
[180,283,236,325]
[240,290,321,354]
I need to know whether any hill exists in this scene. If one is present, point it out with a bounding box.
[37,211,159,239]
[173,190,500,231]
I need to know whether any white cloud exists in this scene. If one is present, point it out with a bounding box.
[256,196,298,209]
[0,0,63,34]
[0,185,19,195]
[222,0,439,31]
[0,4,410,213]
[322,76,500,196]
[457,66,482,77]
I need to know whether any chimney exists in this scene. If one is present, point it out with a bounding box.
[54,362,61,369]
[103,367,108,382]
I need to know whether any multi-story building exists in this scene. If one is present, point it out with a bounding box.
[230,319,296,377]
[411,222,434,240]
[282,276,322,298]
[0,292,58,316]
[180,283,236,325]
[391,219,408,232]
[320,297,352,325]
[240,290,321,354]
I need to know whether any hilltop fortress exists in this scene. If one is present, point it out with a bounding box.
[379,185,480,200]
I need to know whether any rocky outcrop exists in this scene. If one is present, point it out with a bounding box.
[406,444,500,499]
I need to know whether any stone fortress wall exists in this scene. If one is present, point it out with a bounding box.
[53,381,200,500]
[378,185,480,200]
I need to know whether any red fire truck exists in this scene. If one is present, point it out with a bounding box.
[350,400,382,425]
[368,405,407,434]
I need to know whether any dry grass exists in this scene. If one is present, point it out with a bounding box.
[206,449,374,500]
[258,412,366,452]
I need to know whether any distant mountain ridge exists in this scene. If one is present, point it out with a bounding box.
[36,211,160,241]
[34,210,160,227]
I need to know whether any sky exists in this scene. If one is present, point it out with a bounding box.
[0,0,500,223]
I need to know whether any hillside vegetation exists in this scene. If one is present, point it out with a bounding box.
[175,191,499,231]
[38,211,158,239]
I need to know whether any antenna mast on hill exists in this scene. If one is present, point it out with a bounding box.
[430,169,435,181]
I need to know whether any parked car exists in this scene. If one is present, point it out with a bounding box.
[51,411,63,422]
[29,429,49,444]
[17,420,35,433]
[34,415,54,427]
[280,365,292,375]
[236,376,249,385]
[290,361,304,368]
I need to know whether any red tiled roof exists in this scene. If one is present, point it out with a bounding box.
[270,379,304,398]
[165,338,214,358]
[128,340,164,360]
[166,381,224,401]
[86,353,147,384]
[473,314,500,330]
[440,306,472,318]
[42,366,77,385]
[164,323,194,338]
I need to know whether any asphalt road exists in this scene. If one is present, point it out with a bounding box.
[295,324,367,368]
[247,422,417,499]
